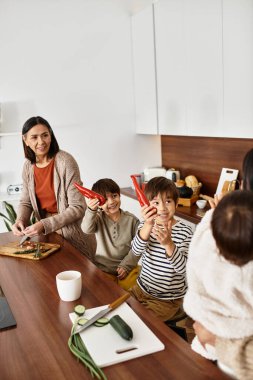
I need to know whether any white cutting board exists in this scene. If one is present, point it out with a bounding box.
[69,302,164,367]
[216,168,239,195]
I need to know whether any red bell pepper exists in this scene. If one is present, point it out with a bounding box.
[130,175,150,207]
[74,182,106,206]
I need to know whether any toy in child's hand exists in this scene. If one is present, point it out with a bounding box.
[130,175,150,207]
[74,182,106,206]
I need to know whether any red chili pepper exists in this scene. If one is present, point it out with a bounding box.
[130,175,150,207]
[74,182,106,206]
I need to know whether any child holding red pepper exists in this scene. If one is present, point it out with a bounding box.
[82,178,140,290]
[130,176,194,321]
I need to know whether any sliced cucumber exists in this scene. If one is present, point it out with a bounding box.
[110,315,133,340]
[94,321,106,327]
[93,317,109,327]
[77,317,88,326]
[74,305,86,316]
[96,318,109,325]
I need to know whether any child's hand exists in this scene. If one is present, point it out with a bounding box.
[117,267,127,280]
[87,198,100,211]
[193,321,216,347]
[141,205,157,225]
[152,222,171,244]
[152,220,175,255]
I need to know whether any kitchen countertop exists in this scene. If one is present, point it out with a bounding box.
[121,187,209,224]
[0,231,230,380]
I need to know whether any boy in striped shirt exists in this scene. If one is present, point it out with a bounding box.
[130,176,193,321]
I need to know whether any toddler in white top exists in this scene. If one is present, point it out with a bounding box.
[184,190,253,365]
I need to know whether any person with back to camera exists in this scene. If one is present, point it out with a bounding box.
[186,147,253,380]
[82,178,140,290]
[11,116,94,258]
[183,190,253,380]
[129,176,194,321]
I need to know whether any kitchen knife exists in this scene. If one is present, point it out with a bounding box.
[73,292,130,335]
[19,235,30,246]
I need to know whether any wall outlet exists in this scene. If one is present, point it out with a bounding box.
[7,184,23,195]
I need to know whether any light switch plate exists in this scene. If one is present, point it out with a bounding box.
[7,184,23,195]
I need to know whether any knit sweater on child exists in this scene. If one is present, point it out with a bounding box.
[82,207,139,274]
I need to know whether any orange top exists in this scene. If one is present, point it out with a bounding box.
[34,159,57,213]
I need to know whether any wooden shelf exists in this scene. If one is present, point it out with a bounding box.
[121,187,209,224]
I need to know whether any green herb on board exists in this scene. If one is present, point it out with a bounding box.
[68,318,107,380]
[33,243,42,259]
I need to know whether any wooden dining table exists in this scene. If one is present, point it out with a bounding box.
[0,231,231,380]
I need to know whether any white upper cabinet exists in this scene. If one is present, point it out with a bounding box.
[131,5,158,134]
[222,0,253,138]
[154,0,187,135]
[183,0,223,137]
[132,0,253,138]
[154,0,223,136]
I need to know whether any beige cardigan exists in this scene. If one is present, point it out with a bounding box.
[17,150,95,258]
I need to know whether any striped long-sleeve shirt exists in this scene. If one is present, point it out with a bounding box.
[132,220,193,300]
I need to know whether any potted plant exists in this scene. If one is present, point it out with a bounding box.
[0,201,35,231]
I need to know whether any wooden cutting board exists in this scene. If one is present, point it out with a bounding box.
[69,302,165,367]
[0,241,60,260]
[178,196,198,207]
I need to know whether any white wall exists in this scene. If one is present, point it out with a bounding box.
[0,0,161,193]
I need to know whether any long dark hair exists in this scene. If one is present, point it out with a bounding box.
[22,116,59,163]
[242,148,253,191]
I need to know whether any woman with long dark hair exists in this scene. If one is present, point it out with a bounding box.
[12,116,94,258]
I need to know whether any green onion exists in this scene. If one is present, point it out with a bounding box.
[33,243,42,259]
[68,319,107,380]
[14,249,38,255]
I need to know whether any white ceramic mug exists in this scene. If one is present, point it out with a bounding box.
[56,270,82,301]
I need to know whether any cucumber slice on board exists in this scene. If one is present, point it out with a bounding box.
[96,318,109,325]
[74,305,85,316]
[78,317,88,326]
[94,317,109,327]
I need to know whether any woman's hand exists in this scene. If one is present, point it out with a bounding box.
[12,220,26,236]
[209,193,224,209]
[193,321,216,347]
[87,198,100,211]
[117,267,127,280]
[23,221,44,237]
